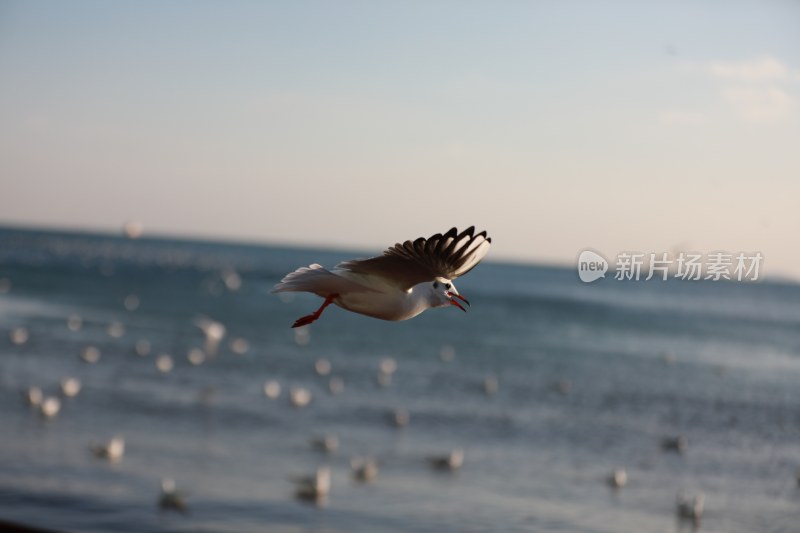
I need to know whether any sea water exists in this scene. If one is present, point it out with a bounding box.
[0,227,798,532]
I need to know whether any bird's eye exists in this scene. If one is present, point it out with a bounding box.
[433,281,439,289]
[445,283,451,290]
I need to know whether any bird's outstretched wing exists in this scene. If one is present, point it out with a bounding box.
[336,227,491,290]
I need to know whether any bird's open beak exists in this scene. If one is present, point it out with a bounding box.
[447,291,470,312]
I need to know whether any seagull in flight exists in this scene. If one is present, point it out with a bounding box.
[273,227,491,328]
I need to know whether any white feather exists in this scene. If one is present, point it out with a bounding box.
[272,264,374,298]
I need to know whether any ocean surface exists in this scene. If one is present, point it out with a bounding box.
[1,227,799,533]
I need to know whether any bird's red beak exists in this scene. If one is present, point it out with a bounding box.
[447,291,470,312]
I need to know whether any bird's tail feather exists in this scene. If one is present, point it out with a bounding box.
[271,264,371,297]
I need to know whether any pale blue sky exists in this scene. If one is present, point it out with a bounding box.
[1,2,799,277]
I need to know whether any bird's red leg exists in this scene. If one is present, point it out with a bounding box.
[291,294,338,328]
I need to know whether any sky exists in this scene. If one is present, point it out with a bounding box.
[1,1,799,278]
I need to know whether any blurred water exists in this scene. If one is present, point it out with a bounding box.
[1,227,799,533]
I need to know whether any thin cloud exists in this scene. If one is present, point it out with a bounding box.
[700,56,799,123]
[709,56,789,82]
[721,86,795,123]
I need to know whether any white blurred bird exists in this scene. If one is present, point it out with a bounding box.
[428,449,464,471]
[39,397,61,419]
[273,227,491,327]
[676,491,704,522]
[159,478,188,513]
[310,434,339,454]
[60,377,82,397]
[389,408,410,428]
[290,387,312,408]
[194,316,226,357]
[91,436,125,462]
[483,375,499,395]
[263,379,281,399]
[292,466,331,502]
[608,468,627,489]
[25,386,43,406]
[351,457,379,483]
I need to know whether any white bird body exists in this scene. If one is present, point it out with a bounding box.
[274,264,430,321]
[331,273,433,321]
[273,227,491,327]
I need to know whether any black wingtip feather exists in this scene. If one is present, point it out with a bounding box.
[443,227,473,257]
[432,228,457,256]
[449,227,483,264]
